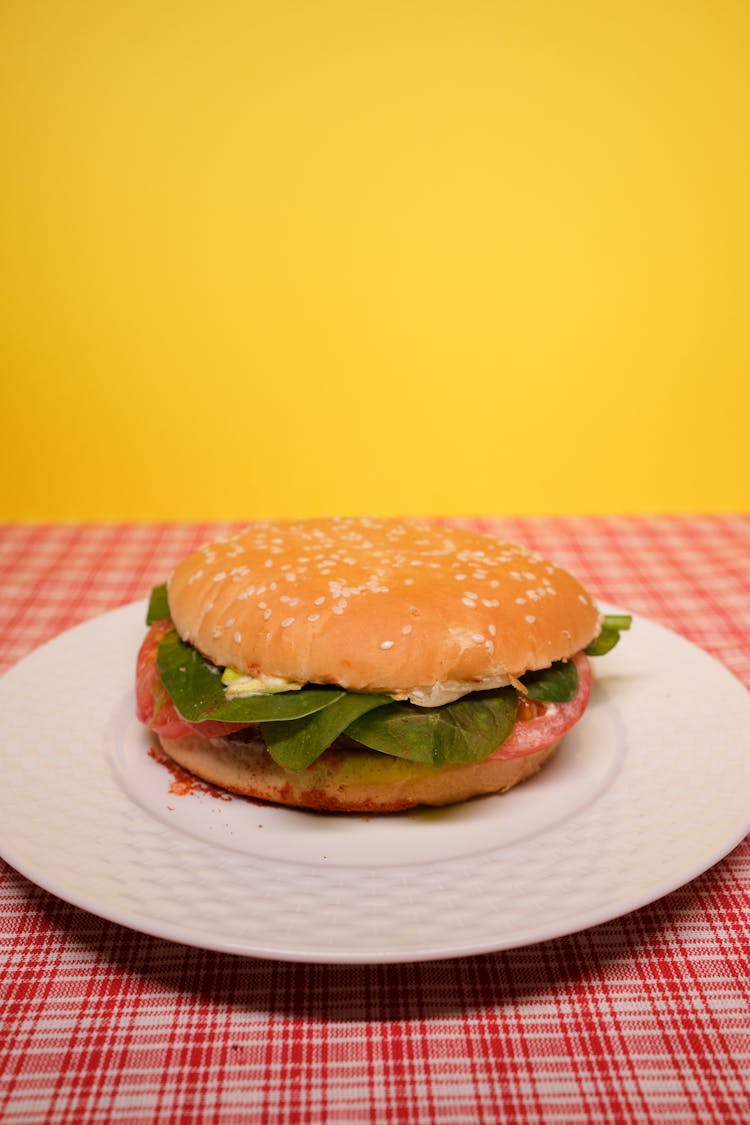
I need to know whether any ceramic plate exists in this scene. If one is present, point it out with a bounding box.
[0,602,748,962]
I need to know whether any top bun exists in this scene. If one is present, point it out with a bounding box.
[167,518,600,699]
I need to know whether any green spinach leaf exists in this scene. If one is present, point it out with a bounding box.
[146,583,170,624]
[585,613,632,656]
[262,692,391,770]
[156,628,345,724]
[521,659,578,702]
[346,688,518,766]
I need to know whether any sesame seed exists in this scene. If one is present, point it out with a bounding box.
[515,597,526,605]
[461,597,476,608]
[307,613,320,623]
[233,631,242,643]
[380,640,395,650]
[488,624,497,636]
[213,571,227,582]
[402,625,412,635]
[263,608,272,621]
[525,614,536,624]
[314,596,326,605]
[281,617,295,628]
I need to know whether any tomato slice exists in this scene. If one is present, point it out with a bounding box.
[489,651,592,760]
[136,621,250,740]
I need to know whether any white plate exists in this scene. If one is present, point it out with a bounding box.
[0,602,748,963]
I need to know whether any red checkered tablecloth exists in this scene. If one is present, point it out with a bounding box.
[1,516,749,1124]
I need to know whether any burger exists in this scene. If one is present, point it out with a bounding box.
[136,517,629,812]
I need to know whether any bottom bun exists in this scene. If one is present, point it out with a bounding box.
[155,732,561,813]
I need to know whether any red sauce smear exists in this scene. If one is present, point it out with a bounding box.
[148,744,232,801]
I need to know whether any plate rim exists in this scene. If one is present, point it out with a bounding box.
[1,599,749,963]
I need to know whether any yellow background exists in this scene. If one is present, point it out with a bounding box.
[2,1,748,521]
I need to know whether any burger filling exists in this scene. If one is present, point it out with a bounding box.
[138,585,629,772]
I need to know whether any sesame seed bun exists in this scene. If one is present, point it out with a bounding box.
[167,517,600,698]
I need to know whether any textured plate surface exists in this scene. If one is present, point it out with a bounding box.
[0,602,749,963]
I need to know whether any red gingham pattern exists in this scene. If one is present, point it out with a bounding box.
[1,516,749,1125]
